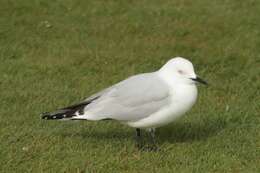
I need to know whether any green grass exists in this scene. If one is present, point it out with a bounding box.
[0,0,260,172]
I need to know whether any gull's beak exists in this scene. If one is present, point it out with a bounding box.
[191,76,208,85]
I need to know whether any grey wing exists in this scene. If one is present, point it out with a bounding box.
[82,73,171,121]
[83,85,115,102]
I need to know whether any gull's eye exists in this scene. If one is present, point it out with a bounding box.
[178,70,185,75]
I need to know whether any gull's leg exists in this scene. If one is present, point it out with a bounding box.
[148,128,158,151]
[135,128,142,149]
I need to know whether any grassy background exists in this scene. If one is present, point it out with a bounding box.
[0,0,259,172]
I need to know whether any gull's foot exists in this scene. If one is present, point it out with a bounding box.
[138,144,160,152]
[134,128,160,152]
[135,141,144,150]
[146,145,160,152]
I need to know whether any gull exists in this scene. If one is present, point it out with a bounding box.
[41,57,207,150]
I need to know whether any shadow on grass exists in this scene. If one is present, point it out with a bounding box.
[59,117,227,144]
[62,129,133,141]
[157,120,226,144]
[59,122,134,141]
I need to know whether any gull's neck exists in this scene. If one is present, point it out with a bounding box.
[157,70,177,87]
[156,70,194,88]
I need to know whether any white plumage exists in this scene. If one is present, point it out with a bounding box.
[42,57,207,149]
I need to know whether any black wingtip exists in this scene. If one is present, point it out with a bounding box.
[41,112,60,120]
[41,112,52,120]
[40,99,97,121]
[41,111,75,120]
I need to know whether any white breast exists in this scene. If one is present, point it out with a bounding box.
[126,84,198,129]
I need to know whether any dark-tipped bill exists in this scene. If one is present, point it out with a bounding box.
[191,76,208,85]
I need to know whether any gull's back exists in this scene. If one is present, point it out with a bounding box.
[77,72,171,121]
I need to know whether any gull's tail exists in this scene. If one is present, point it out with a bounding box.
[41,99,97,120]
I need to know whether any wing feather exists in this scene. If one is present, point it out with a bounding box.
[79,73,170,121]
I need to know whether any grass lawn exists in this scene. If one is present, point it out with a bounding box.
[0,0,259,172]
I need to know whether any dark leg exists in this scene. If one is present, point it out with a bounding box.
[148,128,158,151]
[135,128,142,149]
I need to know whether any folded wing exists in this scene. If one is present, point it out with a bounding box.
[75,73,171,121]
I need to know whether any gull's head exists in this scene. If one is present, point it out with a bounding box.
[159,57,207,85]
